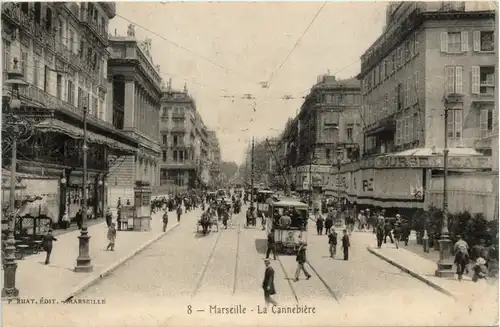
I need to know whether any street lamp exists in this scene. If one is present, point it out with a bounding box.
[2,58,31,298]
[74,104,93,272]
[435,93,464,278]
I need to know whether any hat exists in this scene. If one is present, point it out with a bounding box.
[396,214,401,218]
[264,259,271,263]
[476,257,486,265]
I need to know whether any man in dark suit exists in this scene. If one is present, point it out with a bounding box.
[262,259,277,307]
[294,242,311,281]
[43,229,57,265]
[266,229,277,260]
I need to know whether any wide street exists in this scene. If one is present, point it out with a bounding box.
[75,205,478,326]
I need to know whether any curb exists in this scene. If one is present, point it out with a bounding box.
[62,223,180,302]
[366,246,456,299]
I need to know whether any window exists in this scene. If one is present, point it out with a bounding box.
[92,97,98,116]
[179,151,184,161]
[162,151,167,162]
[471,66,494,95]
[414,71,419,104]
[67,80,74,106]
[404,40,411,62]
[162,134,167,145]
[99,100,104,120]
[480,110,493,138]
[33,59,39,87]
[34,2,41,24]
[78,87,84,108]
[45,8,52,31]
[56,74,63,99]
[473,31,494,52]
[397,83,403,111]
[69,29,75,52]
[384,93,389,115]
[346,127,353,141]
[21,3,29,14]
[325,149,330,159]
[3,40,10,71]
[441,31,468,53]
[391,52,396,73]
[406,77,411,109]
[21,51,27,78]
[396,47,402,68]
[445,66,463,94]
[57,19,63,42]
[173,135,178,146]
[384,58,390,78]
[173,150,178,161]
[446,110,462,138]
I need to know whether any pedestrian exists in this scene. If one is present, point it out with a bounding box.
[294,242,311,281]
[162,210,169,232]
[126,199,130,206]
[262,259,278,307]
[376,222,384,248]
[393,223,402,249]
[106,222,116,251]
[383,221,394,244]
[325,209,333,235]
[358,210,367,232]
[42,229,57,265]
[315,209,324,236]
[222,208,229,229]
[176,204,182,223]
[105,207,112,228]
[62,211,70,229]
[472,257,488,283]
[341,229,350,260]
[328,229,337,258]
[76,209,83,230]
[266,228,277,260]
[453,235,469,281]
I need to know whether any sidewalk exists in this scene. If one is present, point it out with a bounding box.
[2,208,195,302]
[367,244,499,301]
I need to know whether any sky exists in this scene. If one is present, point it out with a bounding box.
[109,1,388,164]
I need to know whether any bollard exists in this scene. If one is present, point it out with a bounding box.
[423,230,429,253]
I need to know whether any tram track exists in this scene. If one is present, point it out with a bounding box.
[276,253,340,304]
[190,209,244,299]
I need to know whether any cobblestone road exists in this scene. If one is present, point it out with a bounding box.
[9,207,489,327]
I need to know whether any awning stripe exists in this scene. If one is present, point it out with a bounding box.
[36,119,137,155]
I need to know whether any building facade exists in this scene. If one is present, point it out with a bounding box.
[106,25,163,205]
[1,2,139,225]
[351,1,496,217]
[207,130,222,188]
[292,74,362,194]
[159,82,210,194]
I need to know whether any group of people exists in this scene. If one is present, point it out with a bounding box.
[453,235,498,282]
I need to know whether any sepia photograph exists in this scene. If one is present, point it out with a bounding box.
[1,1,499,326]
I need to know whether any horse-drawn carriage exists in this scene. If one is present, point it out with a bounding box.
[197,212,219,235]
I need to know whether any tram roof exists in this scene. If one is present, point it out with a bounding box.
[267,198,308,209]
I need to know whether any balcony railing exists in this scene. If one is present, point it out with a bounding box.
[17,81,116,130]
[171,113,186,119]
[80,11,108,45]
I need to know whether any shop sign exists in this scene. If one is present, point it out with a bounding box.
[373,156,491,169]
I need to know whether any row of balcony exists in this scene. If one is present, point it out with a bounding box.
[16,80,115,131]
[79,10,108,46]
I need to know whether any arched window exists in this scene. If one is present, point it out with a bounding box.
[21,3,29,14]
[45,7,52,31]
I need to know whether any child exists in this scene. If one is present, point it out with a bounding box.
[328,230,337,258]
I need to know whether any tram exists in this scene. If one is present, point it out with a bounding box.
[265,197,308,254]
[255,189,274,216]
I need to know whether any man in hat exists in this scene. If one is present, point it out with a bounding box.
[266,228,277,260]
[294,242,311,281]
[43,229,57,265]
[262,258,277,307]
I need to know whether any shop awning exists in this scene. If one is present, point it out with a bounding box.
[36,119,137,155]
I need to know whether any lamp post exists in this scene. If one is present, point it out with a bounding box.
[435,93,463,278]
[74,105,93,272]
[1,58,31,298]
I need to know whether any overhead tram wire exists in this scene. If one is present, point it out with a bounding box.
[265,1,327,90]
[114,13,258,87]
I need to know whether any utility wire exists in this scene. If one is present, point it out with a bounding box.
[115,13,258,87]
[266,1,327,89]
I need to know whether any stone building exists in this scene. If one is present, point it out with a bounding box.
[293,74,362,194]
[207,130,222,188]
[352,1,496,217]
[1,2,139,225]
[159,82,210,194]
[106,25,163,205]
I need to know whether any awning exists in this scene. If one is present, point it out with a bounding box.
[36,119,137,155]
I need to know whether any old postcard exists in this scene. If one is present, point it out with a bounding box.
[1,1,498,326]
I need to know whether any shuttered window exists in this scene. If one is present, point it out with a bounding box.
[447,111,462,139]
[445,66,463,94]
[406,77,411,109]
[480,110,493,138]
[414,71,419,105]
[471,66,480,94]
[396,118,402,145]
